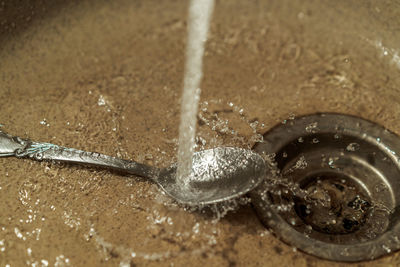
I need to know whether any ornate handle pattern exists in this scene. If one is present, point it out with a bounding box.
[0,131,159,180]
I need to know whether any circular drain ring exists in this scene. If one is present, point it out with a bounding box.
[250,113,400,262]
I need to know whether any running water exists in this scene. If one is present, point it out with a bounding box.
[176,0,215,187]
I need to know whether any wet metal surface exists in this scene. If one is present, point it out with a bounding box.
[251,113,400,261]
[0,131,266,205]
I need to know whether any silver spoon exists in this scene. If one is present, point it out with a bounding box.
[0,131,266,205]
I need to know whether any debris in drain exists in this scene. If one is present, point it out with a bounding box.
[348,195,371,212]
[294,176,372,234]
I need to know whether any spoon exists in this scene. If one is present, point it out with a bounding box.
[0,131,266,205]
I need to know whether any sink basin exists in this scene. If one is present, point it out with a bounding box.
[1,0,399,266]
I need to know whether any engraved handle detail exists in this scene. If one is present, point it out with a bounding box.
[0,131,159,180]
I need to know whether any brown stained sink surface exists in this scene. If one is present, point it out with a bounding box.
[1,0,400,266]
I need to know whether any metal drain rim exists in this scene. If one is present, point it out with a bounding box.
[250,113,400,262]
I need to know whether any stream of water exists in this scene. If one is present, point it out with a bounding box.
[176,0,215,187]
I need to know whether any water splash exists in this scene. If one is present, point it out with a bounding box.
[176,0,215,186]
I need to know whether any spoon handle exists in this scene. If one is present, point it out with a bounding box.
[0,131,159,179]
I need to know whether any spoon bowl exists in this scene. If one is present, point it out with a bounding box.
[158,147,266,205]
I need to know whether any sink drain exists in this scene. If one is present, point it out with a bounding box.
[250,113,400,261]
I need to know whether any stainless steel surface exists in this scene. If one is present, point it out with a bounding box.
[251,113,400,261]
[0,130,266,206]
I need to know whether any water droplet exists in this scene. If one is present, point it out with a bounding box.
[305,122,318,133]
[346,143,360,151]
[328,157,338,169]
[98,95,106,106]
[34,152,44,160]
[382,244,391,253]
[340,247,350,256]
[374,183,388,193]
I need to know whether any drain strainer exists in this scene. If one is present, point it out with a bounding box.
[250,113,400,261]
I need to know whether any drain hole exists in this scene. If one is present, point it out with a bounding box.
[294,173,372,235]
